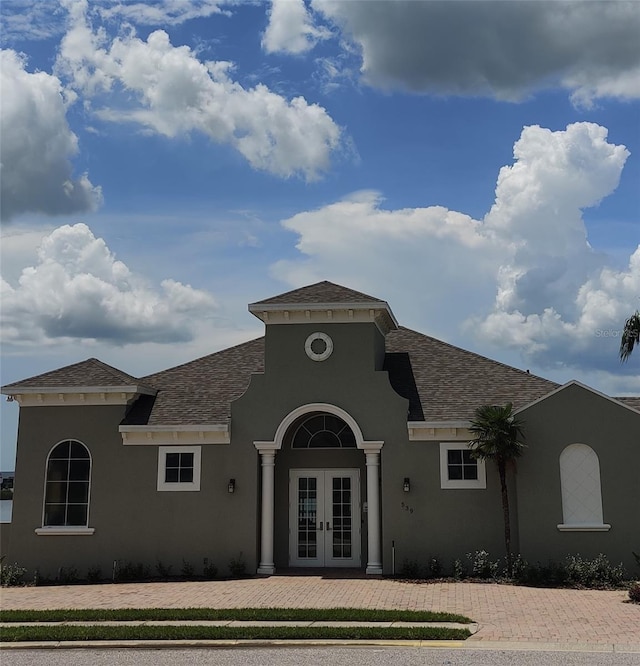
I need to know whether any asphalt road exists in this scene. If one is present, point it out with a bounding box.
[6,648,640,666]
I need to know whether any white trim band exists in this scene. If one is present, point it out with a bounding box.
[557,524,611,532]
[35,527,95,536]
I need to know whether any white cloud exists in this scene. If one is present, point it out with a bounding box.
[97,0,229,26]
[0,1,68,42]
[312,0,640,103]
[0,49,102,222]
[55,0,342,180]
[272,122,638,377]
[262,0,330,55]
[271,189,503,340]
[1,223,218,345]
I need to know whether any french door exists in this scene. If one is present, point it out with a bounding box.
[289,469,360,567]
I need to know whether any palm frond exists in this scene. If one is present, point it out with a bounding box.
[468,403,525,460]
[619,311,640,362]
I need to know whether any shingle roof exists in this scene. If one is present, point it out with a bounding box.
[1,358,146,391]
[384,327,559,421]
[615,396,640,412]
[123,327,561,426]
[122,337,265,425]
[7,292,636,425]
[251,281,384,306]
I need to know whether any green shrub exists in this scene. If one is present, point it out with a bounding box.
[451,558,466,580]
[155,560,172,580]
[564,553,625,589]
[426,556,442,579]
[87,566,103,583]
[203,561,218,579]
[628,581,640,603]
[0,556,26,587]
[515,560,567,587]
[114,561,150,583]
[509,554,528,581]
[57,566,79,585]
[467,550,500,580]
[180,559,195,579]
[228,552,247,578]
[399,558,421,579]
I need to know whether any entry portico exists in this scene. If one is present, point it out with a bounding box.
[255,403,383,575]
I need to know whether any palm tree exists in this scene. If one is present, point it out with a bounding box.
[469,403,525,577]
[620,311,640,362]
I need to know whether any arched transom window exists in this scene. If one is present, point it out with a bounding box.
[44,440,91,526]
[292,413,356,449]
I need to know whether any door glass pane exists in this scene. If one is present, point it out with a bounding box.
[331,476,352,559]
[297,477,317,559]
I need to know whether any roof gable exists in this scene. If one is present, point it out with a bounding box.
[248,281,398,334]
[2,358,146,392]
[250,281,383,306]
[516,380,640,417]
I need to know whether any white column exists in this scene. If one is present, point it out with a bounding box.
[365,448,382,575]
[256,449,276,574]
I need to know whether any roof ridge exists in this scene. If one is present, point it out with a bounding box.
[251,280,383,306]
[86,358,140,383]
[396,326,558,387]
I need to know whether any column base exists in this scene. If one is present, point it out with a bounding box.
[366,564,382,575]
[257,565,276,575]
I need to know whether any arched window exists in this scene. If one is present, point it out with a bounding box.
[43,440,91,527]
[292,413,356,449]
[558,443,609,531]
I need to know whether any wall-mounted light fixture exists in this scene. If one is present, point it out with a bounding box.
[403,477,410,493]
[228,478,236,494]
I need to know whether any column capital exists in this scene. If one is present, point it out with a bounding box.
[254,441,279,455]
[360,441,383,453]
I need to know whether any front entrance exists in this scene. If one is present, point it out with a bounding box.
[289,469,361,567]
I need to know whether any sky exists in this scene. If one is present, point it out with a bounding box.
[1,0,639,470]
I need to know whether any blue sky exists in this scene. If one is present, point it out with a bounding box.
[1,0,639,469]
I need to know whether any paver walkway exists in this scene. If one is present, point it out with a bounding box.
[1,575,638,647]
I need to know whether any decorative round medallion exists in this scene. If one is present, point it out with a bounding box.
[305,332,333,362]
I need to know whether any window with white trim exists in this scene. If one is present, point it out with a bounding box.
[439,442,486,489]
[43,440,92,527]
[157,446,201,491]
[558,443,610,531]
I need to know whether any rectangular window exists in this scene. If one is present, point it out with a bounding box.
[447,449,478,480]
[440,442,486,489]
[157,446,201,492]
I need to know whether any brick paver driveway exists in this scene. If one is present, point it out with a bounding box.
[2,574,638,647]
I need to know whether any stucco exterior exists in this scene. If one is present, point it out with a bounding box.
[2,282,638,579]
[516,383,640,572]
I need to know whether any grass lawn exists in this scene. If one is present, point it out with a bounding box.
[0,607,473,642]
[0,607,473,623]
[0,624,470,642]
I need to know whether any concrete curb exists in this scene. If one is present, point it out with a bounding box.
[1,639,640,652]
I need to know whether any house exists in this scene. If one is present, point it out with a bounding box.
[1,281,639,578]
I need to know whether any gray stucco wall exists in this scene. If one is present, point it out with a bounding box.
[516,384,640,573]
[380,440,516,574]
[233,322,410,572]
[8,404,258,579]
[10,323,637,581]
